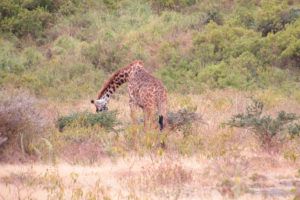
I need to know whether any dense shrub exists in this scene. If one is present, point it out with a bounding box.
[193,22,261,65]
[288,123,300,136]
[0,89,49,161]
[227,99,299,149]
[268,19,300,67]
[81,38,130,72]
[0,40,24,75]
[0,1,52,37]
[1,0,300,99]
[203,7,223,25]
[0,41,43,75]
[0,0,81,37]
[197,61,251,90]
[57,111,119,131]
[149,0,196,13]
[229,5,255,28]
[167,109,201,134]
[255,1,300,36]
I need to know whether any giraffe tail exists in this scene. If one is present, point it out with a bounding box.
[159,115,164,131]
[158,99,167,131]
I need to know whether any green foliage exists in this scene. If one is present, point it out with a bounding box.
[227,99,300,148]
[0,0,81,37]
[197,57,254,90]
[203,7,223,25]
[0,40,24,74]
[102,0,123,10]
[0,41,43,87]
[149,0,196,12]
[0,32,105,100]
[0,1,52,37]
[255,1,300,36]
[81,38,129,72]
[193,22,261,65]
[0,0,300,99]
[57,111,119,131]
[288,123,300,136]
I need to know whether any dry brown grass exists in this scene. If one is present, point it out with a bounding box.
[1,89,300,199]
[0,155,299,199]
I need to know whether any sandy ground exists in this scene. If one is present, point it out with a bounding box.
[1,155,300,200]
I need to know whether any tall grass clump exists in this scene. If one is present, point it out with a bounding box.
[0,89,50,162]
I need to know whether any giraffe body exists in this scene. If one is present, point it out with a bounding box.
[91,60,168,130]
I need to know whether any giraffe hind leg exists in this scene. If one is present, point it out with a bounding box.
[129,100,138,125]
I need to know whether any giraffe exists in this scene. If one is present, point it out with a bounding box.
[91,60,168,131]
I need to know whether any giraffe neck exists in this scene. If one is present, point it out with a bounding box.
[96,60,144,103]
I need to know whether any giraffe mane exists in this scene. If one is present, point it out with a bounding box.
[97,60,144,99]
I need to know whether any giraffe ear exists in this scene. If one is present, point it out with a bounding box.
[91,100,95,104]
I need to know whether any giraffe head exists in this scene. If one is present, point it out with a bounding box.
[91,98,108,112]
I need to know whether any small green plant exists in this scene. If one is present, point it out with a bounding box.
[227,99,299,149]
[288,123,300,136]
[57,111,119,131]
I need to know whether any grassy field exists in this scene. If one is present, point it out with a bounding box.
[1,90,300,199]
[1,0,300,199]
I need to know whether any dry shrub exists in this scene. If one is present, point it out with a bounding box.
[122,158,192,198]
[59,139,107,164]
[0,89,49,162]
[148,160,192,186]
[203,154,250,198]
[167,109,202,132]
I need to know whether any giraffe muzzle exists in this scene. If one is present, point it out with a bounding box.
[96,105,108,112]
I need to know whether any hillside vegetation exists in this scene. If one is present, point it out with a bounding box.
[1,0,299,100]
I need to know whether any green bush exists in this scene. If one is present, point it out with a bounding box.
[228,5,255,28]
[203,7,223,25]
[81,38,129,72]
[23,47,44,67]
[255,1,300,36]
[1,0,300,99]
[258,19,300,68]
[0,40,43,76]
[149,0,196,12]
[57,111,119,131]
[102,0,123,10]
[227,99,300,149]
[0,0,52,38]
[0,40,24,74]
[193,22,260,65]
[288,123,300,136]
[157,59,201,93]
[0,0,82,37]
[197,62,250,90]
